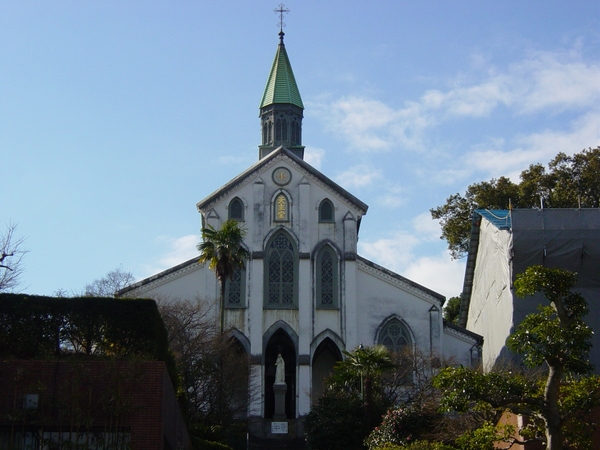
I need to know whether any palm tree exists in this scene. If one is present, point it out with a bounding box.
[334,344,395,427]
[197,219,249,334]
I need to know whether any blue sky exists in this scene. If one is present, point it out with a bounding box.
[2,1,599,298]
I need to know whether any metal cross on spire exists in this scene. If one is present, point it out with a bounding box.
[274,3,290,33]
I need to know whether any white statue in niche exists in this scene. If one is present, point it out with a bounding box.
[275,353,285,385]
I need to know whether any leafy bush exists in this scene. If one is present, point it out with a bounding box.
[404,442,456,450]
[365,407,434,449]
[304,388,369,450]
[371,441,455,450]
[454,421,515,450]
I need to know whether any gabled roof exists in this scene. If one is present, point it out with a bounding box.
[357,255,445,303]
[196,146,368,215]
[259,35,304,109]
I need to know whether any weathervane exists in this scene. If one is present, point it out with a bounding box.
[274,3,290,34]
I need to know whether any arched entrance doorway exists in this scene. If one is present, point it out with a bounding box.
[264,328,296,419]
[311,337,342,401]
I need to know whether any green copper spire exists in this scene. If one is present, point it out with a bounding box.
[260,32,304,109]
[258,31,305,160]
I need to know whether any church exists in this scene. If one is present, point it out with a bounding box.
[120,29,481,438]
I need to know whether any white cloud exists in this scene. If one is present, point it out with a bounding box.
[465,112,600,181]
[359,231,421,274]
[514,50,600,114]
[142,234,198,277]
[376,184,408,208]
[359,214,464,298]
[403,254,466,299]
[334,164,382,189]
[411,212,442,242]
[313,45,598,156]
[304,146,325,169]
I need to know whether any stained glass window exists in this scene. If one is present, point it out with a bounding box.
[379,319,411,353]
[266,233,296,306]
[319,199,334,222]
[317,246,338,308]
[226,267,243,305]
[229,198,244,221]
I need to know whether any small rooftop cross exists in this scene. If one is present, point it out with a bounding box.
[274,3,290,33]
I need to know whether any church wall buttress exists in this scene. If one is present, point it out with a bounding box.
[343,211,357,257]
[298,180,310,254]
[253,180,265,250]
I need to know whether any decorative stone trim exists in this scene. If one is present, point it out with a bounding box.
[443,321,483,345]
[357,256,444,305]
[118,257,201,297]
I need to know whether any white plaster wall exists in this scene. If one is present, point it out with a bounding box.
[466,218,514,370]
[355,263,440,355]
[442,330,476,367]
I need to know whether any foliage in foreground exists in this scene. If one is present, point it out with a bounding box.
[365,406,436,449]
[158,298,251,449]
[305,345,397,450]
[433,266,600,450]
[372,443,455,450]
[304,387,369,450]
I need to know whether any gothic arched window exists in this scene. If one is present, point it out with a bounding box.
[225,266,246,308]
[268,122,273,143]
[274,193,289,222]
[275,119,282,141]
[316,246,338,309]
[263,124,268,145]
[229,197,244,221]
[291,121,298,145]
[378,319,412,353]
[265,232,298,308]
[319,199,334,223]
[282,119,288,141]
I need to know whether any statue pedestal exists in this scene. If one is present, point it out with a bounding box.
[273,382,287,421]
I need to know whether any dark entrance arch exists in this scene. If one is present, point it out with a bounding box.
[264,329,296,419]
[312,337,342,401]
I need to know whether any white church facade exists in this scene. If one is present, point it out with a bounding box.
[120,30,481,438]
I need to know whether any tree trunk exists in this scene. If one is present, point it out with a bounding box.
[220,278,226,335]
[364,376,373,428]
[544,364,564,450]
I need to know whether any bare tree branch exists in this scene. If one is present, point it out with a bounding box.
[0,222,27,292]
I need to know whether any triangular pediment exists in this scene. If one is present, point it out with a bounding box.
[196,146,368,215]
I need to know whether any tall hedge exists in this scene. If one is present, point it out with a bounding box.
[0,293,177,388]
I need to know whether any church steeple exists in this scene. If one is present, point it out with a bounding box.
[259,30,305,160]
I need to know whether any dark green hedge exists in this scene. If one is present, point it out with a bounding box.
[0,293,177,388]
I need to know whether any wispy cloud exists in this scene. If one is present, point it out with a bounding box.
[465,112,600,180]
[304,146,325,169]
[334,164,382,189]
[313,45,598,156]
[403,253,466,299]
[359,214,464,298]
[141,234,198,277]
